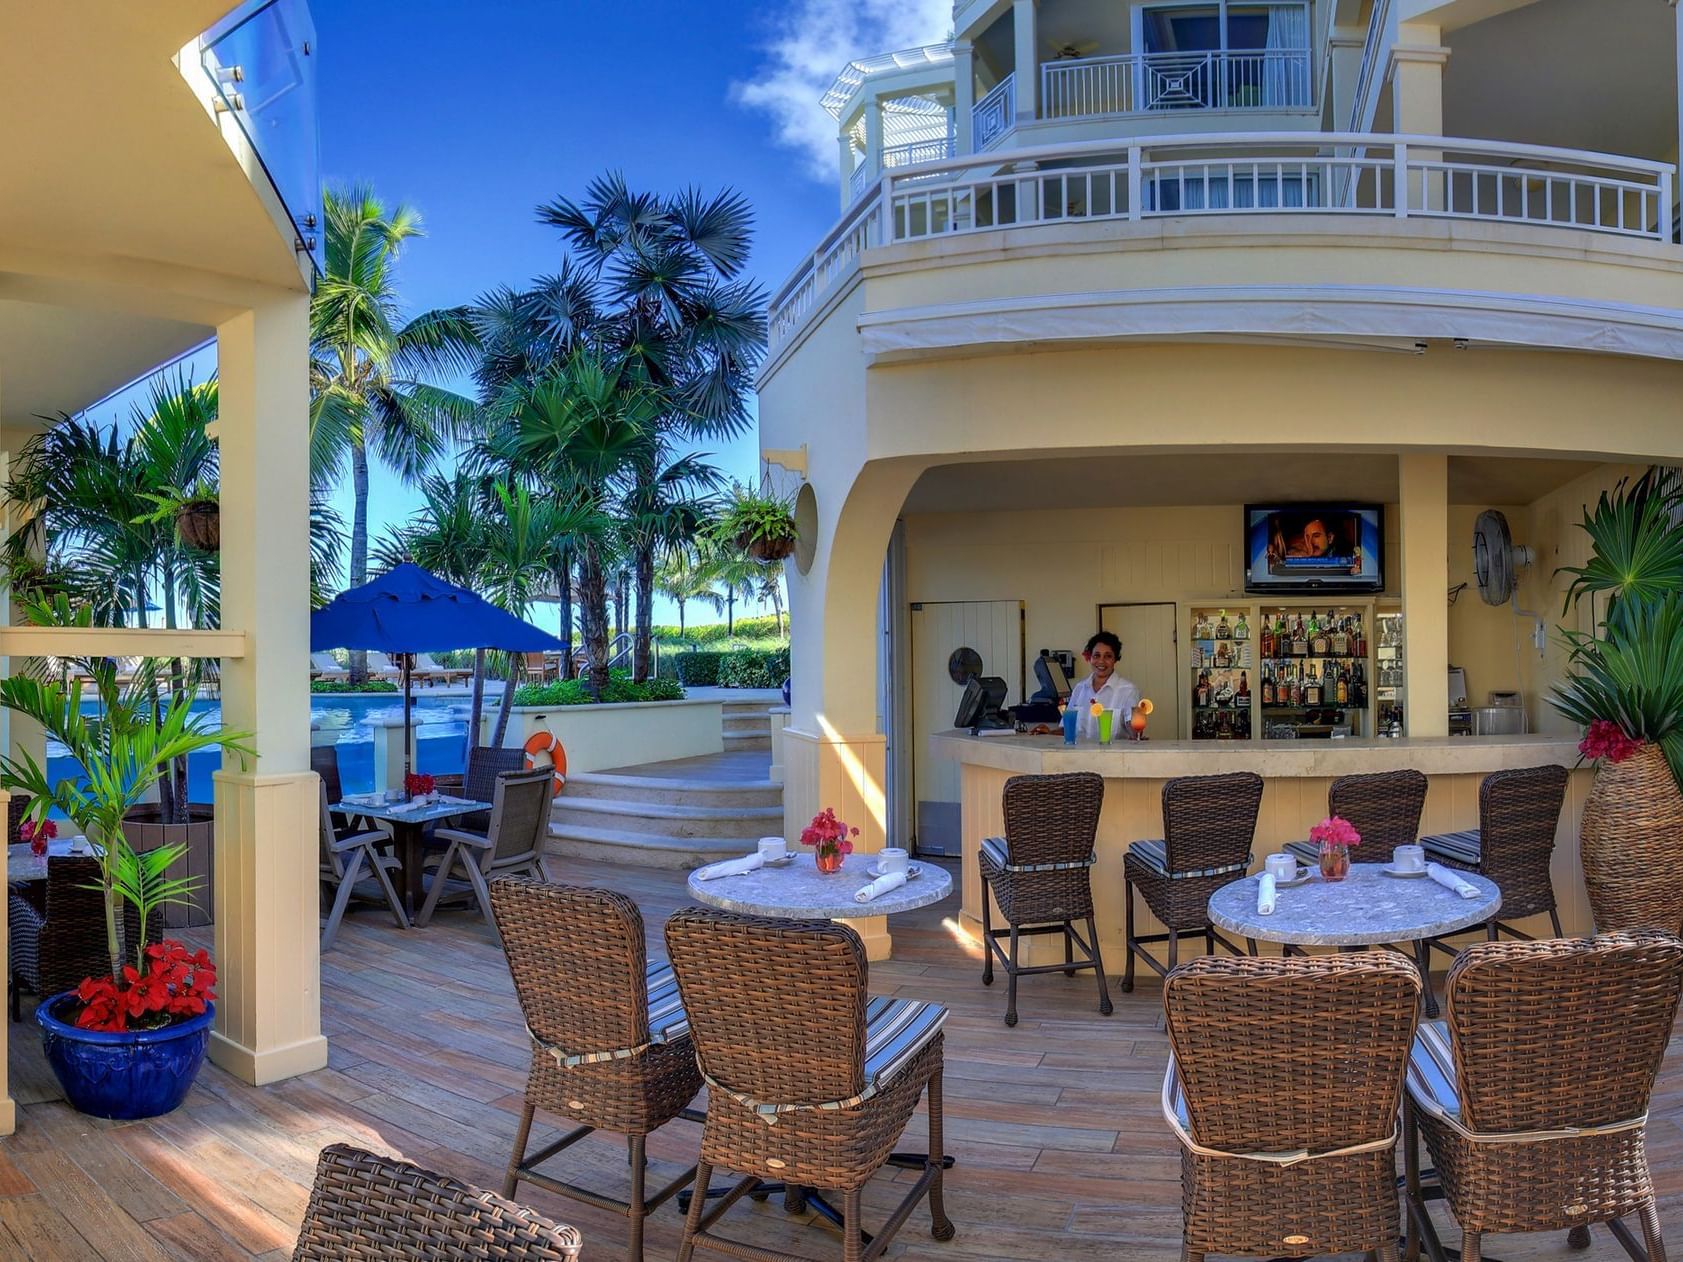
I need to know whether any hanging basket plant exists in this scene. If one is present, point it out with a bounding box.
[717,486,798,565]
[174,500,220,552]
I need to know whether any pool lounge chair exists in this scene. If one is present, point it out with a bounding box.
[310,652,349,682]
[413,652,470,686]
[364,651,404,682]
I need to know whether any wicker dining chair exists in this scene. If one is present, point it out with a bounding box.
[1420,764,1569,941]
[978,771,1111,1026]
[488,878,702,1262]
[8,856,108,1021]
[1163,952,1420,1261]
[1404,932,1683,1262]
[318,781,408,953]
[665,906,954,1262]
[292,1143,584,1261]
[1123,771,1263,991]
[418,768,552,933]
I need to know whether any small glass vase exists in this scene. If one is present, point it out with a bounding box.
[815,847,845,874]
[1319,842,1351,882]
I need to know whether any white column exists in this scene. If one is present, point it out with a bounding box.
[1391,26,1448,212]
[212,292,327,1086]
[953,41,976,155]
[838,131,857,209]
[1398,454,1450,738]
[1327,34,1365,132]
[1674,1,1682,219]
[1013,0,1039,122]
[862,95,884,184]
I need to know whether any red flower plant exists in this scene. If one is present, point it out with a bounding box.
[800,807,859,859]
[1309,815,1361,851]
[1579,719,1642,765]
[404,771,437,797]
[20,817,56,858]
[72,940,216,1033]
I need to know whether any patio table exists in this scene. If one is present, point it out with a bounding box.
[1208,862,1500,949]
[6,838,97,885]
[334,795,491,917]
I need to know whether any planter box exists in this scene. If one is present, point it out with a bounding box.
[483,698,724,774]
[122,804,214,928]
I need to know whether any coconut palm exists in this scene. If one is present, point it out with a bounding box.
[697,540,764,638]
[656,545,724,639]
[310,184,479,682]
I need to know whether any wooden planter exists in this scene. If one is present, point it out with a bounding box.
[1580,743,1683,933]
[176,501,220,552]
[122,803,216,929]
[738,530,796,563]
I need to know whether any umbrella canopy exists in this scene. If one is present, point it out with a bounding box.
[310,563,564,654]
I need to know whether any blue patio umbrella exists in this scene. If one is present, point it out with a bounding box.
[310,563,564,786]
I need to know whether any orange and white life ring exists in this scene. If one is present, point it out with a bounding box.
[523,729,567,797]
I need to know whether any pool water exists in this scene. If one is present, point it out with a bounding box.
[44,692,489,808]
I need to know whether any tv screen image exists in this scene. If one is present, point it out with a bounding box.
[1245,505,1383,593]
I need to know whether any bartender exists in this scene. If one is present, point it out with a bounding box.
[1067,631,1141,740]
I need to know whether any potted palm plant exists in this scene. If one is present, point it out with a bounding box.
[715,483,797,563]
[1549,470,1683,933]
[0,640,252,1119]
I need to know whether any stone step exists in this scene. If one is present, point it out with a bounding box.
[545,821,757,871]
[551,795,784,841]
[563,770,781,809]
[722,731,771,752]
[722,711,772,733]
[721,699,780,715]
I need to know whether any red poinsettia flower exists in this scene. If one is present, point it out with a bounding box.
[799,807,859,856]
[1579,719,1643,764]
[1309,815,1361,849]
[70,940,217,1033]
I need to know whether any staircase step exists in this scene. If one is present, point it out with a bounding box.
[721,700,780,715]
[546,821,762,870]
[722,712,771,732]
[552,796,784,840]
[722,731,772,752]
[564,770,780,808]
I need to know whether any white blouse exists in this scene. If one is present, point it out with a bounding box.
[1067,673,1142,740]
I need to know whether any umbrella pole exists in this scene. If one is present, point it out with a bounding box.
[403,656,414,790]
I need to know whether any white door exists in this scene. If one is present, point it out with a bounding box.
[1100,603,1180,738]
[909,600,1024,856]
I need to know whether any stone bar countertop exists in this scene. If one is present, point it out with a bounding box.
[929,730,1580,779]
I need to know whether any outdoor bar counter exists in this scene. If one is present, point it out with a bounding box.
[931,731,1593,965]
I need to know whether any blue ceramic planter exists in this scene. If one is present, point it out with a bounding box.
[37,992,214,1120]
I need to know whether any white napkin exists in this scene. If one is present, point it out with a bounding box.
[1427,862,1479,899]
[1256,871,1277,916]
[695,853,765,880]
[855,871,908,904]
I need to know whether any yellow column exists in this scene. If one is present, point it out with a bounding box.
[1391,25,1448,212]
[211,293,326,1085]
[1399,453,1450,738]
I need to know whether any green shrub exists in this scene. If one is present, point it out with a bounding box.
[311,679,399,694]
[653,616,788,645]
[676,647,791,690]
[673,651,722,686]
[511,675,686,706]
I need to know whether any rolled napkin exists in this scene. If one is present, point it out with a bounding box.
[855,870,908,904]
[1256,871,1277,916]
[1427,862,1479,899]
[695,853,765,881]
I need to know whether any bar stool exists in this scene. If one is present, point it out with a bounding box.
[1420,764,1569,943]
[1122,771,1263,991]
[978,771,1111,1027]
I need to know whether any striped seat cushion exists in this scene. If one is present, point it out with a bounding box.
[1422,829,1482,865]
[532,959,690,1068]
[980,836,1094,873]
[1128,839,1249,881]
[7,893,42,989]
[1405,1020,1461,1123]
[1164,1055,1191,1131]
[707,996,947,1119]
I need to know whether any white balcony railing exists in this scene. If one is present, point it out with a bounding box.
[1041,49,1313,119]
[849,138,958,202]
[770,133,1677,350]
[973,76,1015,151]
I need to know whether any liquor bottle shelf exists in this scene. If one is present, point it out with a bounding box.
[1260,654,1361,663]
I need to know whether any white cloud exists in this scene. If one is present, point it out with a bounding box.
[734,0,953,183]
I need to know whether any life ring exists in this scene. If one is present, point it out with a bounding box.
[523,729,567,796]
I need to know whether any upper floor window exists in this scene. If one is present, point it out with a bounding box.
[1138,2,1311,109]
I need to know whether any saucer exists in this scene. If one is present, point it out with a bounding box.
[1381,865,1429,879]
[867,861,922,880]
[1258,868,1310,889]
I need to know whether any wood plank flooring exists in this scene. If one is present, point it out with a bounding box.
[3,856,1678,1260]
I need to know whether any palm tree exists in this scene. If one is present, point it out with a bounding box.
[656,545,724,639]
[310,184,479,682]
[697,540,763,638]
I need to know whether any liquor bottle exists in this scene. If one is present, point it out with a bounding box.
[1215,639,1232,669]
[1259,617,1273,658]
[1233,611,1249,641]
[1276,614,1289,653]
[1196,670,1211,707]
[1237,671,1250,707]
[1336,665,1349,705]
[1292,616,1308,656]
[1354,615,1368,658]
[1352,662,1367,707]
[1331,617,1349,656]
[1291,665,1304,706]
[1311,615,1330,656]
[1306,664,1322,706]
[1215,610,1231,639]
[1215,676,1235,707]
[1261,666,1274,706]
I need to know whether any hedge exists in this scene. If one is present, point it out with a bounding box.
[653,615,787,645]
[510,675,685,706]
[673,647,789,689]
[311,679,398,694]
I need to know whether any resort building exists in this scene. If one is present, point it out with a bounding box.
[0,0,319,1133]
[761,0,1683,959]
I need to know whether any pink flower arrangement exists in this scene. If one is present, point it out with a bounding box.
[20,817,56,858]
[404,771,437,797]
[799,807,858,860]
[1308,815,1361,851]
[1579,719,1642,765]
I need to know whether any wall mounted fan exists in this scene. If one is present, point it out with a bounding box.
[1472,509,1534,606]
[948,646,983,685]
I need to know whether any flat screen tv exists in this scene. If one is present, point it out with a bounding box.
[1244,504,1383,594]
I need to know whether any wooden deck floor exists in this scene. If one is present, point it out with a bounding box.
[2,857,1679,1260]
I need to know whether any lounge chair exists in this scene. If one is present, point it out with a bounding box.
[310,652,348,682]
[364,651,404,682]
[413,652,469,686]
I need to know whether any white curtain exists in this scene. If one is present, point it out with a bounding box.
[1261,4,1309,107]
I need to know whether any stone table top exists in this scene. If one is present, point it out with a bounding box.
[7,838,97,883]
[687,852,953,920]
[1208,863,1501,946]
[335,795,491,827]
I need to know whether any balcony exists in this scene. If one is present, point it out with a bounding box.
[849,137,958,201]
[1041,48,1314,119]
[770,132,1677,351]
[972,75,1016,152]
[198,0,322,271]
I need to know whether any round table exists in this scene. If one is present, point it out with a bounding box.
[686,851,952,919]
[6,838,97,885]
[1208,862,1501,948]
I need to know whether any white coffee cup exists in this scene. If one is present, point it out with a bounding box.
[1264,852,1298,883]
[757,836,787,863]
[878,846,910,875]
[1393,844,1426,874]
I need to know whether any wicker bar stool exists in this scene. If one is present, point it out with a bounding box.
[1404,931,1683,1262]
[978,771,1111,1026]
[665,906,954,1262]
[487,878,703,1262]
[293,1143,583,1260]
[1122,771,1263,991]
[1163,952,1420,1261]
[1420,764,1569,942]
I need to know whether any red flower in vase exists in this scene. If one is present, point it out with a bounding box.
[404,772,437,797]
[800,807,859,871]
[1579,719,1642,765]
[20,817,56,857]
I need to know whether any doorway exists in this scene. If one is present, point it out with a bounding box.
[1099,602,1181,737]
